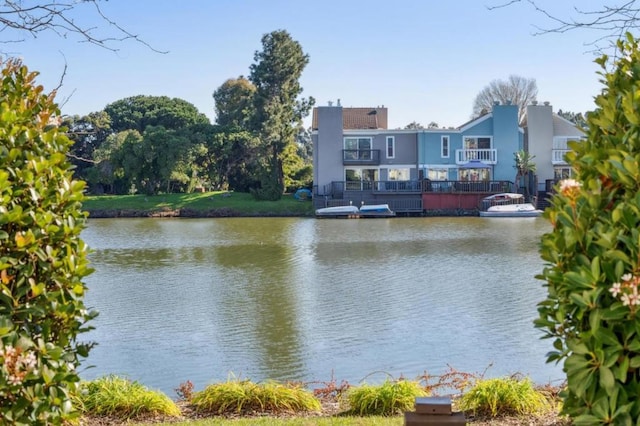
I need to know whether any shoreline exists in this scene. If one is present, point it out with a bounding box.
[86,208,314,218]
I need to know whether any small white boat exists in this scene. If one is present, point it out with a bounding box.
[479,193,542,217]
[359,204,395,217]
[315,205,360,218]
[315,203,395,218]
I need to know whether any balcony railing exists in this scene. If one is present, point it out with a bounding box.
[552,149,570,164]
[424,180,513,193]
[342,149,381,165]
[455,149,497,164]
[341,180,422,192]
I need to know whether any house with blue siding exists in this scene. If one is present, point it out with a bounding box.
[417,103,523,183]
[311,100,582,215]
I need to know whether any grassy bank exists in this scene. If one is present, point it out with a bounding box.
[82,191,315,217]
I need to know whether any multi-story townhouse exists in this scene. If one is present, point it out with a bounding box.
[526,102,586,199]
[311,101,584,215]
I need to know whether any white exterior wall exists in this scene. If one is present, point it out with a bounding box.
[527,104,555,191]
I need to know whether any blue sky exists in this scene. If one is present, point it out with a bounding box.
[11,0,610,129]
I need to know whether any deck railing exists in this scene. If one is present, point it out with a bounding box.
[552,149,570,164]
[316,180,514,197]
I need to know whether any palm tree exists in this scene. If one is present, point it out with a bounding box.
[514,150,536,199]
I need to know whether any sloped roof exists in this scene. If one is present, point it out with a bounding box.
[311,107,388,130]
[457,111,491,132]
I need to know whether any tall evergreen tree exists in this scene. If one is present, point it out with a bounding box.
[249,30,314,200]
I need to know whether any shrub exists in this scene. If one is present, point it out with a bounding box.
[191,379,321,415]
[344,379,428,416]
[0,59,96,424]
[535,33,640,424]
[457,376,550,418]
[79,375,181,419]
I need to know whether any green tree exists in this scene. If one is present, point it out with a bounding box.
[104,95,210,134]
[513,150,536,198]
[557,109,588,130]
[405,121,425,129]
[207,126,260,191]
[248,30,315,200]
[535,34,640,424]
[0,59,96,424]
[213,77,256,128]
[64,111,112,188]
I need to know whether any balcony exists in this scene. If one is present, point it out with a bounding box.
[552,149,570,164]
[455,149,497,164]
[342,149,381,165]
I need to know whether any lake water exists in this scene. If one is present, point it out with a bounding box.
[79,216,563,396]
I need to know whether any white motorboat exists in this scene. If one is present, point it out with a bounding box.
[315,203,395,218]
[479,193,542,217]
[315,205,360,218]
[358,204,395,217]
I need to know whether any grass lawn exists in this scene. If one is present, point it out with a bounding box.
[82,191,315,217]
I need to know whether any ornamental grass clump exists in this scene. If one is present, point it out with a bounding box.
[0,59,97,424]
[457,377,551,418]
[79,375,181,420]
[535,33,640,424]
[191,379,321,415]
[344,379,428,416]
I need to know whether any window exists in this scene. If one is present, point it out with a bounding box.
[427,168,448,181]
[388,168,409,180]
[463,136,491,149]
[458,168,490,182]
[554,167,574,180]
[386,136,395,159]
[441,136,449,158]
[345,168,378,190]
[344,137,372,160]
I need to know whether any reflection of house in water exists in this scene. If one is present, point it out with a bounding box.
[312,100,585,214]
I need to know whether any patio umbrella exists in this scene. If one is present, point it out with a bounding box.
[460,159,492,169]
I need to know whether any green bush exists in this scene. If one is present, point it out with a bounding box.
[535,33,640,424]
[457,376,550,418]
[0,59,96,424]
[191,379,321,415]
[344,379,428,416]
[79,375,181,420]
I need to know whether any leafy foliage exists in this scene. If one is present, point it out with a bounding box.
[79,375,181,419]
[457,376,550,418]
[213,77,256,128]
[0,59,96,424]
[343,380,428,416]
[535,33,640,424]
[191,378,321,415]
[104,95,210,134]
[249,30,315,200]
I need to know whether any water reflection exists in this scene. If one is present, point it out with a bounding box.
[81,217,561,395]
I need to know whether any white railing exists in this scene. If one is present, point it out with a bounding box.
[455,149,497,164]
[552,149,570,164]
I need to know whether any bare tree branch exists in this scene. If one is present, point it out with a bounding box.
[487,0,640,52]
[0,1,167,53]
